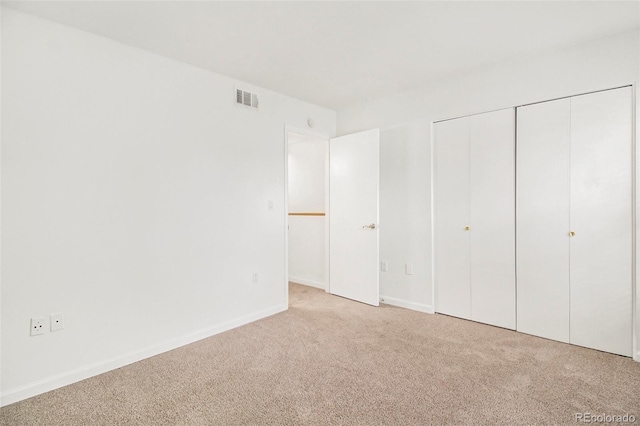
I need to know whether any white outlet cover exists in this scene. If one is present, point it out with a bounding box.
[30,317,45,336]
[380,261,387,272]
[50,312,64,332]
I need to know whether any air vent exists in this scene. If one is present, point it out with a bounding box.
[235,88,259,109]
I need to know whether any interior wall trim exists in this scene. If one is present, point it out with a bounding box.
[380,295,434,314]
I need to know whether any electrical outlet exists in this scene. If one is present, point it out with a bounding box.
[380,261,388,272]
[405,263,414,275]
[268,200,274,211]
[252,272,259,284]
[30,317,45,336]
[50,312,64,332]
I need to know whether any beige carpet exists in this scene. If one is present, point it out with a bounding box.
[2,283,639,425]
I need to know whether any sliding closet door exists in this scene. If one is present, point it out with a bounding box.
[516,99,571,343]
[468,110,515,329]
[570,87,633,356]
[434,118,471,320]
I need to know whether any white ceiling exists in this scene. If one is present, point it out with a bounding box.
[3,1,639,110]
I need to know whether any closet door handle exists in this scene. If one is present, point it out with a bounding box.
[464,226,470,231]
[569,231,575,237]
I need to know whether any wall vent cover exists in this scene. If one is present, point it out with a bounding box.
[236,88,259,109]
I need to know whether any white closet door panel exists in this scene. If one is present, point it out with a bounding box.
[569,87,633,356]
[469,109,515,329]
[516,99,571,343]
[434,118,471,319]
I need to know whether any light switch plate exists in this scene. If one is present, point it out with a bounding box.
[405,263,414,275]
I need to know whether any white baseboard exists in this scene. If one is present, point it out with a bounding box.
[380,295,434,314]
[1,304,287,407]
[289,276,326,290]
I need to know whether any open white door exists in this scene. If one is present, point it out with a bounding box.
[329,129,379,306]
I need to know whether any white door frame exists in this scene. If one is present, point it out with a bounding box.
[283,125,332,307]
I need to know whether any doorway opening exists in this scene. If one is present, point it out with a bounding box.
[284,127,381,308]
[285,131,330,306]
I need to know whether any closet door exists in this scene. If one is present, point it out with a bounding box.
[516,99,571,343]
[434,118,471,319]
[469,109,515,329]
[434,109,515,326]
[570,87,632,356]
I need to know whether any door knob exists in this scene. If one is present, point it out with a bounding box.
[464,226,470,231]
[362,223,377,229]
[569,231,575,237]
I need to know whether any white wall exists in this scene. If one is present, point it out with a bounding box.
[288,135,326,213]
[1,8,336,405]
[337,30,640,356]
[287,134,327,289]
[339,30,639,132]
[636,40,640,362]
[0,5,3,406]
[288,215,326,288]
[378,122,432,313]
